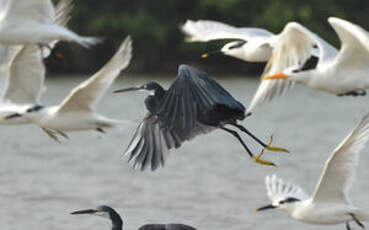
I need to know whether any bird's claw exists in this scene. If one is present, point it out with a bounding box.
[264,135,289,153]
[252,155,276,167]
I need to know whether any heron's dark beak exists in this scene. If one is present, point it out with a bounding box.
[70,209,98,215]
[255,204,276,212]
[113,85,143,93]
[201,50,223,58]
[3,113,22,120]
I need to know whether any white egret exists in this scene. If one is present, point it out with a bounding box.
[251,17,369,112]
[0,0,101,48]
[3,36,132,141]
[181,19,275,62]
[0,0,73,125]
[256,113,369,230]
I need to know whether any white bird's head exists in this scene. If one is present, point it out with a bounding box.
[202,40,272,62]
[256,196,301,213]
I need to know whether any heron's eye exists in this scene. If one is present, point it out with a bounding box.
[279,200,285,204]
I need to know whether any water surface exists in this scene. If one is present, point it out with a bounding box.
[0,75,368,230]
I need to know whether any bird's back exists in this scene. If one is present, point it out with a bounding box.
[138,224,197,230]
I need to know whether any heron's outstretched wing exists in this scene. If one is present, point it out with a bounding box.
[2,45,44,105]
[124,113,214,171]
[57,36,132,113]
[158,64,244,140]
[265,174,309,203]
[328,17,369,72]
[1,0,55,24]
[181,20,274,42]
[311,113,369,204]
[247,22,337,112]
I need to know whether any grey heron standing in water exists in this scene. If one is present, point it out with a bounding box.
[71,205,197,230]
[114,64,288,171]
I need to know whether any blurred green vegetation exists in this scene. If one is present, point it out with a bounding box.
[47,0,369,75]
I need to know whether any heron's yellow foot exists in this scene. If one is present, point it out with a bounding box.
[262,72,289,81]
[264,135,289,153]
[201,53,209,59]
[252,155,276,166]
[42,127,61,143]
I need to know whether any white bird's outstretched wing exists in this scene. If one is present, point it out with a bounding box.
[265,174,309,202]
[181,20,274,42]
[328,17,369,72]
[2,45,45,105]
[57,36,132,113]
[0,0,55,24]
[311,113,369,204]
[0,45,20,78]
[247,22,337,112]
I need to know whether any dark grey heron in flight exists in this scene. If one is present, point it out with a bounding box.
[114,64,288,171]
[71,205,197,230]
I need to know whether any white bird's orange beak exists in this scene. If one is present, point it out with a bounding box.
[262,72,289,81]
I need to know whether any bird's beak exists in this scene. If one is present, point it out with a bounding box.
[113,85,143,93]
[262,73,289,81]
[70,209,98,215]
[201,50,223,58]
[2,113,22,120]
[255,204,276,212]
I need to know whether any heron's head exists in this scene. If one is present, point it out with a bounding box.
[71,205,123,228]
[114,82,164,94]
[256,197,301,213]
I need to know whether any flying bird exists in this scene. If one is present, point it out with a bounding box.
[181,19,275,62]
[3,36,132,142]
[0,0,101,48]
[0,0,73,125]
[71,205,197,230]
[114,64,287,171]
[256,112,369,230]
[250,17,369,112]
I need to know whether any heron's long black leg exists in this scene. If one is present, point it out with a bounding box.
[350,213,365,229]
[220,127,276,166]
[220,127,254,158]
[230,123,268,147]
[346,221,351,230]
[230,123,288,153]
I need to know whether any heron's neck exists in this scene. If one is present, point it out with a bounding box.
[110,211,123,230]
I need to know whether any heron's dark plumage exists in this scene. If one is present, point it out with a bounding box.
[124,65,247,171]
[71,205,197,230]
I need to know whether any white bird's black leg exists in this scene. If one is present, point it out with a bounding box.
[337,89,366,97]
[346,221,351,230]
[350,213,365,229]
[96,127,106,134]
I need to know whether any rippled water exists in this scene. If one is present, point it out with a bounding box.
[0,75,368,230]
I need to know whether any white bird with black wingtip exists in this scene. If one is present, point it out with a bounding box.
[256,112,369,230]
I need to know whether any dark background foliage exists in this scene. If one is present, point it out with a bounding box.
[46,0,369,75]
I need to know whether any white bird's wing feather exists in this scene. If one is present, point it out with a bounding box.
[0,45,20,79]
[1,0,55,24]
[265,174,309,203]
[328,17,369,71]
[181,20,274,42]
[56,36,132,113]
[311,113,369,204]
[2,45,45,104]
[247,22,337,112]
